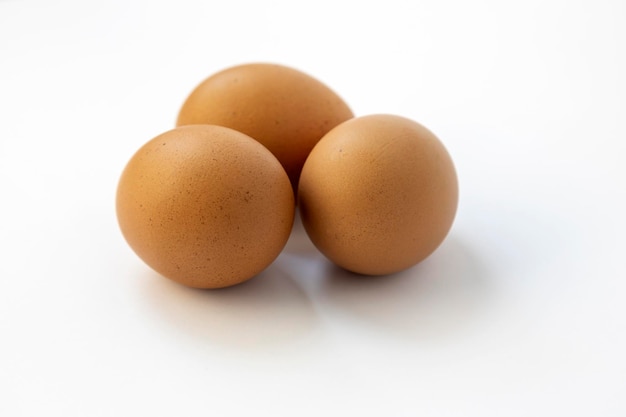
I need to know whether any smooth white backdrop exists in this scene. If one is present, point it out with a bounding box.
[1,0,625,416]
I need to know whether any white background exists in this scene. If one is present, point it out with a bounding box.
[1,0,625,415]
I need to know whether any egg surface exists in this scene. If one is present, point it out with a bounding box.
[176,63,354,189]
[298,114,458,275]
[116,125,294,289]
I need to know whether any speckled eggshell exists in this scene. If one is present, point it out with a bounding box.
[298,114,458,275]
[176,63,354,190]
[116,125,295,289]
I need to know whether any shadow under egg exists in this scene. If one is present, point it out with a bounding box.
[139,260,320,350]
[317,234,494,342]
[282,209,319,258]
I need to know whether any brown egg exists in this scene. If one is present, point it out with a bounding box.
[116,125,295,289]
[298,114,458,275]
[176,63,354,190]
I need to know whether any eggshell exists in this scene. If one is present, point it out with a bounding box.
[176,63,354,189]
[298,114,458,275]
[116,125,295,289]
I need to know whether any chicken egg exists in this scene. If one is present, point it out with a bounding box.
[116,125,295,289]
[176,63,354,190]
[298,114,458,275]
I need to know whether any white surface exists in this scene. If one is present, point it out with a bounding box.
[1,0,625,416]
